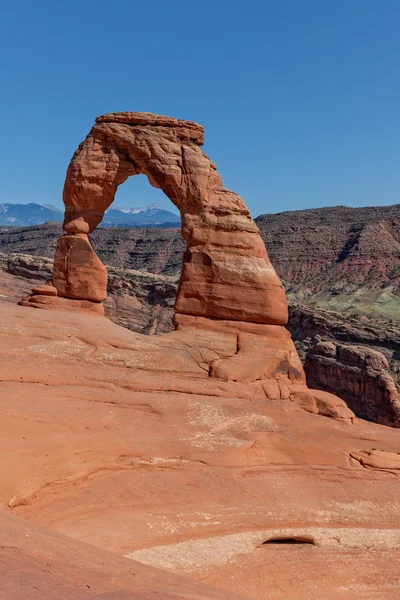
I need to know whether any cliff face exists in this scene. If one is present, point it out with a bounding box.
[256,204,400,292]
[287,304,400,353]
[304,342,400,427]
[287,304,400,426]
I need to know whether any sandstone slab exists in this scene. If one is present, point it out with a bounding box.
[0,511,248,600]
[0,300,398,599]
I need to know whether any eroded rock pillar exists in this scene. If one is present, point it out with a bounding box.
[20,233,108,314]
[52,234,107,302]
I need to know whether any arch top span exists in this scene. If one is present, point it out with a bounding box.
[23,111,289,327]
[95,112,205,145]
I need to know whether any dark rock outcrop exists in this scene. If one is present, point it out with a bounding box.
[288,303,400,352]
[304,341,400,427]
[0,222,184,275]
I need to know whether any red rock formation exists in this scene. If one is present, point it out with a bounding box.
[304,341,400,427]
[5,204,400,293]
[19,112,356,420]
[24,111,287,326]
[0,300,399,600]
[52,233,107,302]
[350,449,400,470]
[19,113,288,375]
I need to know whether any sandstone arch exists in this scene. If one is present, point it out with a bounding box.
[19,112,358,418]
[26,112,288,325]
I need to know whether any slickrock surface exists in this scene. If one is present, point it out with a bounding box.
[350,449,400,470]
[0,300,399,598]
[0,511,249,600]
[5,253,400,350]
[3,112,400,594]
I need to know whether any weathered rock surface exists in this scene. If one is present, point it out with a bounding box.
[0,251,177,333]
[0,299,399,599]
[20,293,106,315]
[350,449,400,471]
[5,251,400,348]
[0,222,184,275]
[288,303,400,353]
[0,511,248,600]
[105,268,177,334]
[3,117,400,598]
[305,341,400,427]
[52,233,108,302]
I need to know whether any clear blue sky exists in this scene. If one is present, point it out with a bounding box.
[1,0,399,217]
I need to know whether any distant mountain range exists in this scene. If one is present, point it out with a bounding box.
[102,203,180,227]
[0,203,180,228]
[0,203,63,226]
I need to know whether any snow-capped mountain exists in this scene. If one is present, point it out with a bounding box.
[0,203,180,227]
[0,203,63,226]
[109,203,161,215]
[102,203,180,226]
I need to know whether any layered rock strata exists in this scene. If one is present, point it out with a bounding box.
[305,341,400,427]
